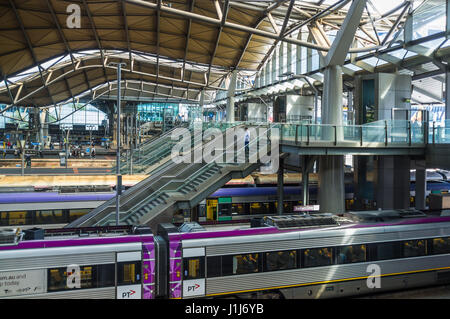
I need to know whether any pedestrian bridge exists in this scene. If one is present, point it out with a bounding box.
[278,120,450,156]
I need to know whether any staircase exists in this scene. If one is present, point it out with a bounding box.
[67,122,276,231]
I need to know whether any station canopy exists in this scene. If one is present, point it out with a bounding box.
[0,0,435,110]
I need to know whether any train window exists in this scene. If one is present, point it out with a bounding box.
[183,257,205,280]
[117,261,141,286]
[337,245,366,264]
[303,247,333,268]
[232,203,247,215]
[48,265,95,291]
[403,240,427,258]
[250,203,269,215]
[374,242,402,261]
[68,209,90,222]
[2,211,28,226]
[232,254,261,275]
[96,264,115,287]
[264,250,297,272]
[432,237,450,255]
[218,204,232,217]
[35,210,65,224]
[207,256,221,278]
[222,255,234,276]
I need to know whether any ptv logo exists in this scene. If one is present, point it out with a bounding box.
[122,289,136,298]
[187,284,200,292]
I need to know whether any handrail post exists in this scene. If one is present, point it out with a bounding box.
[385,120,388,146]
[280,124,284,142]
[307,124,310,145]
[295,125,299,144]
[360,125,363,146]
[408,121,411,146]
[334,125,337,146]
[433,121,436,144]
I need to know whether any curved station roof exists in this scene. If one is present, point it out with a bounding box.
[0,0,443,109]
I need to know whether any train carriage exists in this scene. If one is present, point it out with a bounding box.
[3,210,450,299]
[167,212,450,299]
[0,227,156,299]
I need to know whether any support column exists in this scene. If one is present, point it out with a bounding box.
[415,160,427,210]
[375,155,410,209]
[277,157,284,215]
[39,109,48,148]
[319,65,345,214]
[226,70,237,123]
[199,90,205,121]
[393,156,411,209]
[446,72,450,120]
[322,65,343,130]
[317,0,366,214]
[286,42,292,75]
[271,49,278,84]
[318,156,345,213]
[302,155,310,205]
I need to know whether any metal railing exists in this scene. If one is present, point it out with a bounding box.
[279,120,431,147]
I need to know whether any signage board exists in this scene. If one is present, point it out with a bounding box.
[0,269,46,297]
[293,205,320,212]
[117,284,141,299]
[183,279,205,297]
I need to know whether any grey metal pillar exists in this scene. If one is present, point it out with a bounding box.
[322,65,343,131]
[393,156,411,209]
[319,65,345,214]
[110,62,126,226]
[318,155,345,213]
[375,155,411,210]
[302,156,310,206]
[415,160,427,210]
[446,72,450,120]
[226,70,237,123]
[199,90,205,122]
[317,0,366,215]
[277,157,284,215]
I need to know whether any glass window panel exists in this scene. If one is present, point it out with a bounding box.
[48,265,96,291]
[337,244,367,264]
[265,250,297,272]
[183,257,205,280]
[403,239,427,257]
[117,261,141,286]
[303,247,333,267]
[375,242,402,260]
[207,256,221,278]
[433,237,450,255]
[233,254,260,275]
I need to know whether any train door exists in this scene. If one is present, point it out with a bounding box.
[116,251,142,299]
[206,199,218,221]
[182,247,205,298]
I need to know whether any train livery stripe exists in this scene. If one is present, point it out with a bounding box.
[204,265,450,297]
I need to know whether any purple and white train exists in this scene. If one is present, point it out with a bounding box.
[1,209,450,299]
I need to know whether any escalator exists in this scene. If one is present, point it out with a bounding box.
[67,123,277,231]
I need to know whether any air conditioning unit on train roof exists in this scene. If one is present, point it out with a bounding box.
[0,228,23,246]
[178,222,205,233]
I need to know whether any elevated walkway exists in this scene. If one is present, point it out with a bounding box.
[279,120,428,155]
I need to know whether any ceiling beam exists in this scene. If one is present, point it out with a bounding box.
[206,0,230,87]
[8,0,56,108]
[182,0,195,83]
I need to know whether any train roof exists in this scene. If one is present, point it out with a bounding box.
[0,191,115,203]
[0,180,448,205]
[0,225,153,251]
[175,211,450,241]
